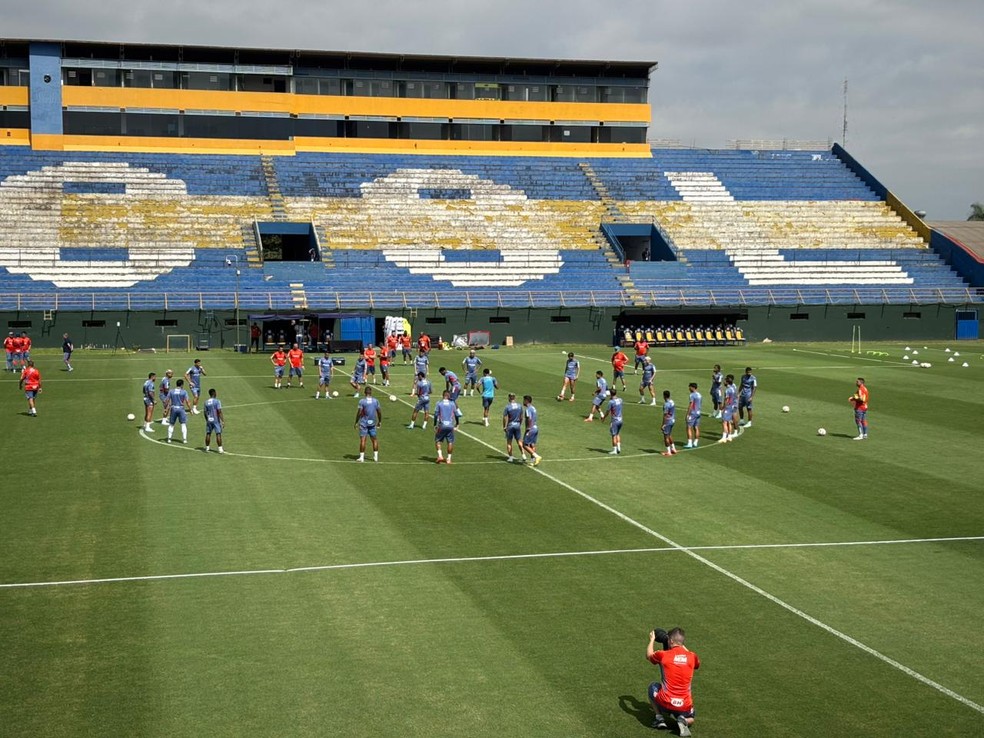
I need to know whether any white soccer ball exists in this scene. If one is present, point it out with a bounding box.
[781,405,790,413]
[389,394,398,402]
[126,413,136,421]
[331,390,339,397]
[817,428,827,436]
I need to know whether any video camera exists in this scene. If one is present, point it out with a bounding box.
[652,628,670,649]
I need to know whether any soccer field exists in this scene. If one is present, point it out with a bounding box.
[2,341,983,737]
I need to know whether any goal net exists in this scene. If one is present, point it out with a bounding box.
[166,334,192,353]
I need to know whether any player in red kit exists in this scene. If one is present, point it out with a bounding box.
[647,627,700,735]
[611,347,628,390]
[19,359,42,416]
[850,377,869,440]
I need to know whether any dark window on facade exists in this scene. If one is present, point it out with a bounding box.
[549,126,591,143]
[451,123,496,141]
[238,75,287,93]
[902,312,922,319]
[181,72,232,91]
[452,82,475,100]
[7,320,31,328]
[403,80,447,99]
[501,125,546,142]
[64,68,93,86]
[598,126,646,144]
[347,120,396,138]
[155,319,178,327]
[502,84,547,102]
[81,320,106,327]
[294,118,342,137]
[425,317,447,324]
[789,313,810,320]
[550,316,572,323]
[489,316,510,324]
[63,112,124,136]
[0,110,30,129]
[846,312,866,320]
[399,122,446,140]
[92,69,120,87]
[125,112,181,137]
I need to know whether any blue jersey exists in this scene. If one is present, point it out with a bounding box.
[480,375,497,399]
[444,370,461,390]
[711,371,723,392]
[143,379,156,401]
[606,396,624,423]
[724,384,737,408]
[564,359,580,379]
[595,376,608,395]
[663,398,676,423]
[434,398,458,428]
[463,356,482,377]
[169,387,189,409]
[503,401,523,428]
[317,356,333,377]
[415,377,432,401]
[414,354,429,376]
[525,404,538,429]
[740,374,757,398]
[186,365,204,389]
[641,363,656,385]
[357,396,380,429]
[158,376,171,402]
[204,397,222,424]
[688,391,702,417]
[353,358,367,382]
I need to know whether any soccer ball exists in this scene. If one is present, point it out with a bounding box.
[817,428,827,436]
[781,405,790,413]
[331,390,339,397]
[126,413,136,421]
[389,394,398,402]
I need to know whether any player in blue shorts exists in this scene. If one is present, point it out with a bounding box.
[479,368,498,426]
[738,366,757,428]
[350,355,368,397]
[203,388,225,454]
[502,393,524,463]
[685,382,702,449]
[638,356,657,405]
[557,352,580,402]
[158,369,174,425]
[719,374,737,443]
[584,370,608,422]
[315,351,334,399]
[406,372,432,429]
[661,389,677,456]
[521,395,542,466]
[142,372,157,433]
[462,350,483,397]
[410,350,430,395]
[355,386,382,462]
[600,388,624,455]
[433,390,460,464]
[166,379,192,443]
[439,367,462,402]
[184,359,206,415]
[710,364,723,419]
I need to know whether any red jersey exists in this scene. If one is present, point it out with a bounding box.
[386,335,398,352]
[3,336,14,352]
[852,384,869,412]
[612,351,628,372]
[21,366,41,391]
[400,335,411,349]
[271,350,287,367]
[634,340,649,357]
[11,336,25,352]
[287,348,304,368]
[363,347,377,367]
[648,646,700,712]
[419,335,431,352]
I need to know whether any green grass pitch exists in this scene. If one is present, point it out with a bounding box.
[1,340,982,737]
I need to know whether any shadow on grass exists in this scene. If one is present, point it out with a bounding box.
[617,694,653,729]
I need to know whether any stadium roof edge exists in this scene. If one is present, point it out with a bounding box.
[2,37,657,78]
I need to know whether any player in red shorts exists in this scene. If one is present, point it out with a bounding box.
[647,627,700,735]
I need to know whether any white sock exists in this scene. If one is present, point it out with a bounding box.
[408,421,415,428]
[358,453,364,461]
[422,421,427,430]
[181,426,187,441]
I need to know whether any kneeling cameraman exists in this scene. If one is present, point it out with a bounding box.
[646,627,700,735]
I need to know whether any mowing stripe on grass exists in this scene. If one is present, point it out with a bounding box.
[1,535,980,590]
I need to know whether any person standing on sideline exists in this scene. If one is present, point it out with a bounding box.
[184,359,207,414]
[646,628,700,736]
[584,370,608,422]
[355,386,382,462]
[661,390,677,456]
[638,356,657,405]
[19,359,42,416]
[271,345,287,389]
[4,331,14,372]
[719,374,737,443]
[557,352,580,402]
[62,333,74,372]
[611,347,628,390]
[158,369,174,425]
[406,371,432,429]
[462,349,482,396]
[738,366,757,428]
[850,377,869,440]
[20,332,32,366]
[203,388,225,453]
[685,382,702,449]
[401,334,413,364]
[433,389,460,464]
[633,335,649,373]
[521,395,542,466]
[363,344,377,385]
[142,372,157,432]
[710,364,723,419]
[479,367,498,426]
[286,343,305,389]
[315,350,334,399]
[600,388,624,455]
[418,333,432,354]
[250,322,261,353]
[10,332,24,371]
[502,393,524,462]
[166,379,192,443]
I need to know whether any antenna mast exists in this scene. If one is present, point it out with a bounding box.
[842,79,848,147]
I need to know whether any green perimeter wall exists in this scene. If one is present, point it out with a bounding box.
[0,304,971,349]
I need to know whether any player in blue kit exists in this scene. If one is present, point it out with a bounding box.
[410,350,429,395]
[479,368,498,426]
[639,356,657,405]
[521,395,542,466]
[600,388,624,455]
[462,350,483,397]
[433,390,460,464]
[738,366,757,428]
[350,355,368,397]
[166,379,192,443]
[502,393,524,463]
[557,353,580,402]
[406,372,432,429]
[158,369,174,425]
[710,364,723,419]
[315,351,334,399]
[719,374,737,443]
[685,382,702,449]
[661,390,677,456]
[184,359,206,415]
[203,388,225,453]
[355,386,382,462]
[142,372,157,433]
[439,367,462,402]
[584,370,608,422]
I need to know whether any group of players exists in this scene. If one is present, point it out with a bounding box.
[4,330,33,373]
[140,359,225,452]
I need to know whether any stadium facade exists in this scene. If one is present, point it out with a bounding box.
[0,39,980,348]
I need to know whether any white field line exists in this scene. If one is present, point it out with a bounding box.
[2,536,980,590]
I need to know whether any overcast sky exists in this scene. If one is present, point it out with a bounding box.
[5,0,982,219]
